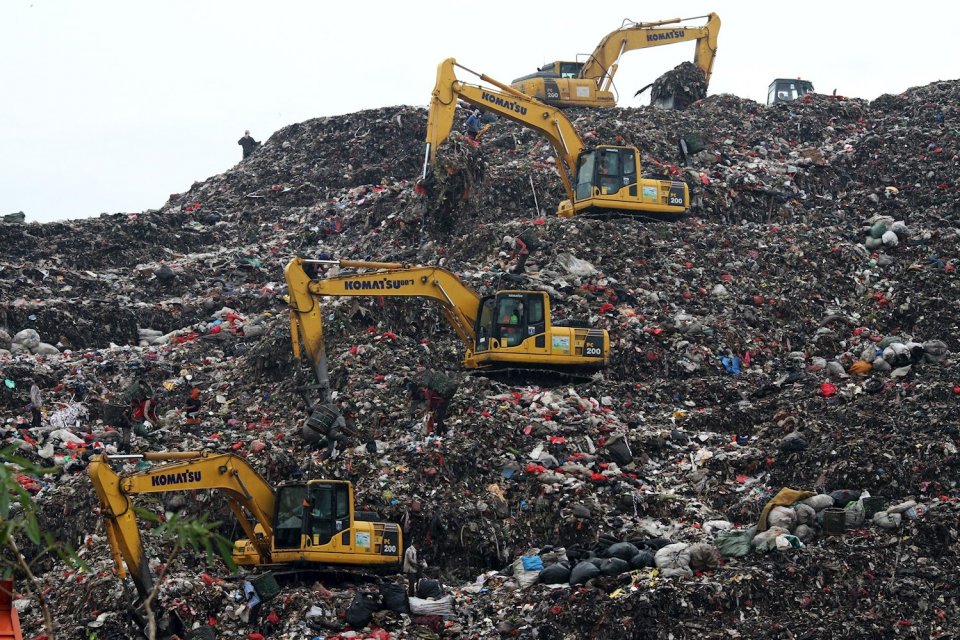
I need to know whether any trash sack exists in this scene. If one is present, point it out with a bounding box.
[801,494,835,511]
[636,537,672,551]
[654,543,692,578]
[793,503,817,526]
[768,506,798,532]
[604,434,633,465]
[873,510,903,529]
[13,329,41,350]
[688,543,720,569]
[556,253,598,276]
[521,555,544,571]
[887,500,918,514]
[752,526,789,553]
[540,547,565,565]
[416,579,444,600]
[344,592,381,628]
[682,132,707,154]
[512,557,540,589]
[703,520,734,536]
[844,499,866,528]
[795,524,817,543]
[923,340,949,363]
[380,582,410,614]
[830,489,862,507]
[599,557,630,577]
[606,542,640,561]
[714,527,756,558]
[569,560,601,585]
[539,563,571,585]
[630,551,656,569]
[409,595,455,617]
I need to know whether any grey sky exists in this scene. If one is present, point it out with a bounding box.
[2,0,957,223]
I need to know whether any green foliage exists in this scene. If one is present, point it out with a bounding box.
[0,445,85,575]
[1,446,56,550]
[155,511,237,573]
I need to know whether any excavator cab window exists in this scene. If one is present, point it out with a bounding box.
[768,79,814,105]
[560,62,582,78]
[306,482,350,546]
[574,153,596,201]
[575,148,633,200]
[526,294,546,339]
[274,484,308,549]
[496,295,526,347]
[598,149,622,195]
[475,297,496,353]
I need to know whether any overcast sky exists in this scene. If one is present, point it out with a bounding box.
[2,0,957,223]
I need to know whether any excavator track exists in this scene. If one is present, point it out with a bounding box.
[471,366,602,385]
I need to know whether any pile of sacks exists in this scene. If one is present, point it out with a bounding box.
[0,328,61,356]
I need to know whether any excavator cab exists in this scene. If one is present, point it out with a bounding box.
[563,146,688,219]
[475,293,545,352]
[471,291,607,370]
[767,78,814,105]
[273,481,352,550]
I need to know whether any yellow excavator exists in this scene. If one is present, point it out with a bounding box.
[425,58,689,219]
[88,450,402,598]
[511,13,720,108]
[285,256,609,408]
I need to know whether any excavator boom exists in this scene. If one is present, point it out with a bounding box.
[286,257,483,385]
[512,13,720,108]
[89,451,277,598]
[426,58,582,199]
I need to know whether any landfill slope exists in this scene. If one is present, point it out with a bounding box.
[2,80,959,639]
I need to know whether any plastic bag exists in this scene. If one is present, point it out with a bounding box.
[539,563,571,584]
[606,542,639,561]
[569,560,601,585]
[654,543,692,577]
[715,527,756,558]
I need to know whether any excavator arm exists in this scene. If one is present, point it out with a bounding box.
[88,451,277,598]
[579,13,720,94]
[425,57,583,200]
[286,256,485,382]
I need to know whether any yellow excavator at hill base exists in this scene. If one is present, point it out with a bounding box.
[89,450,401,598]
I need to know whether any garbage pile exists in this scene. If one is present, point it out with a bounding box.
[650,61,709,110]
[3,76,960,639]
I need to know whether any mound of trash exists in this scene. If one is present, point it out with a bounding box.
[2,76,959,639]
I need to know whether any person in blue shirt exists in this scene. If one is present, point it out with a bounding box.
[464,110,483,140]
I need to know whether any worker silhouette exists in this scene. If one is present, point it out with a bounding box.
[238,130,260,159]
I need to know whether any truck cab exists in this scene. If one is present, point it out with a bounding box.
[767,78,814,105]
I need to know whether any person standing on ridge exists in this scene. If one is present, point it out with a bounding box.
[238,130,260,159]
